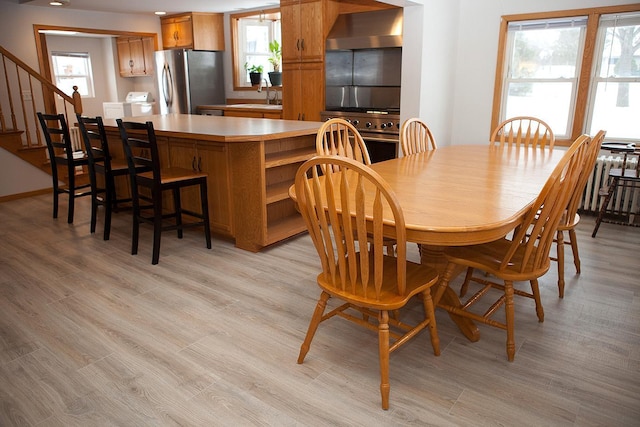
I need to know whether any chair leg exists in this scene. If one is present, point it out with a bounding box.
[298,291,330,364]
[459,267,474,297]
[504,281,515,362]
[592,177,618,238]
[90,193,98,234]
[103,188,113,241]
[173,188,183,239]
[152,189,163,265]
[200,181,212,249]
[530,279,544,322]
[422,290,440,356]
[556,230,565,298]
[67,173,75,224]
[131,196,140,256]
[568,228,580,274]
[378,310,390,410]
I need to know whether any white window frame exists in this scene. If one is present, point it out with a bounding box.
[51,51,95,98]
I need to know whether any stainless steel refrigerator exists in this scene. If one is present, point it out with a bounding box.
[155,49,225,114]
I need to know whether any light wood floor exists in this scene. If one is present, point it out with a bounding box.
[0,194,638,426]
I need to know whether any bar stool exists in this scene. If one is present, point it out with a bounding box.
[117,119,212,265]
[37,112,92,224]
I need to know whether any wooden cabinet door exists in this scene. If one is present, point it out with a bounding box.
[282,61,323,121]
[117,37,154,76]
[116,38,132,76]
[281,0,301,64]
[281,0,323,63]
[299,0,323,62]
[161,15,194,49]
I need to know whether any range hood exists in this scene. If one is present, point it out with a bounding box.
[326,8,403,50]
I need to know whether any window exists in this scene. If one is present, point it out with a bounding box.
[231,9,281,89]
[51,51,95,98]
[493,4,640,144]
[587,13,640,141]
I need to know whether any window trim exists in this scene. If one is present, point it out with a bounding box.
[51,51,95,98]
[492,3,640,146]
[230,8,280,91]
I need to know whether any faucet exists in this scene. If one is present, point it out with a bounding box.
[257,78,271,105]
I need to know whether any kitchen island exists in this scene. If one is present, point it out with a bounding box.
[101,113,321,252]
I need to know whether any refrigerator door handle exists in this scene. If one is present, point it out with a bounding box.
[162,63,173,108]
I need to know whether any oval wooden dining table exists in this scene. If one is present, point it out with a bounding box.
[290,144,567,341]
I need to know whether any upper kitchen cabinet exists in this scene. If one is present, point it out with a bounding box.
[160,12,225,51]
[117,36,154,77]
[281,0,327,63]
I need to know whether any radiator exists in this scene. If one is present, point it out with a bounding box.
[68,126,84,152]
[580,155,640,223]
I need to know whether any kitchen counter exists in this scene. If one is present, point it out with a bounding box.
[101,113,321,251]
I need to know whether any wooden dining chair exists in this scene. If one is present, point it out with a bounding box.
[37,112,92,224]
[316,118,372,167]
[294,155,441,410]
[490,116,555,151]
[400,118,437,156]
[435,134,590,361]
[117,119,212,265]
[552,130,606,298]
[76,114,135,240]
[316,118,395,254]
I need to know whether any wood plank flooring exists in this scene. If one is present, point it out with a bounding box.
[0,194,638,426]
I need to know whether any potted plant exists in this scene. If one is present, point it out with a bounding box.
[245,63,263,86]
[267,40,282,86]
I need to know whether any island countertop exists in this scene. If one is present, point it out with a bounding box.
[102,113,320,143]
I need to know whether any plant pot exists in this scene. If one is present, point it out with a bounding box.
[249,72,262,86]
[268,71,282,86]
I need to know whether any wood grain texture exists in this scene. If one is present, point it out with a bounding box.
[0,194,639,425]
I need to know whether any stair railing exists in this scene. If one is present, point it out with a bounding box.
[0,44,82,150]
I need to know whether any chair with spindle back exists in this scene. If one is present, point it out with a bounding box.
[400,118,437,156]
[37,112,92,224]
[490,116,555,151]
[294,155,441,410]
[117,119,212,265]
[316,118,395,254]
[436,134,589,361]
[552,130,606,297]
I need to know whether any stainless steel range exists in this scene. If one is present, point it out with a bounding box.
[320,109,400,163]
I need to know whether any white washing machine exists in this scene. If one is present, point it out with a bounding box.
[102,92,156,119]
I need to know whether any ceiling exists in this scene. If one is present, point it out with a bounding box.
[8,0,280,15]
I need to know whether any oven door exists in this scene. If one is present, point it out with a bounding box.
[359,133,398,163]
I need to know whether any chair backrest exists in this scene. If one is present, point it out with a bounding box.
[562,130,606,227]
[37,112,77,182]
[400,118,437,156]
[502,134,590,273]
[295,155,409,299]
[76,115,113,172]
[116,119,158,189]
[316,118,371,168]
[490,116,555,150]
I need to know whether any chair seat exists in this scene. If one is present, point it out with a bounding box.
[138,167,208,185]
[558,211,580,231]
[318,255,439,311]
[445,238,551,282]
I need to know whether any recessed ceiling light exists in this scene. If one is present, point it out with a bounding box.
[155,11,166,16]
[49,0,70,6]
